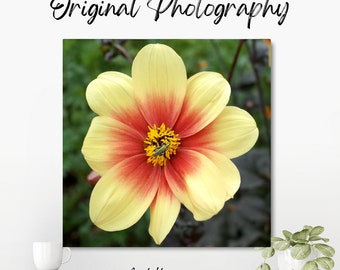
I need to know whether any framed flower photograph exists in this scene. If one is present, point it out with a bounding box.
[63,39,271,247]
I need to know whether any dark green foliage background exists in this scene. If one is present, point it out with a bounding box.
[63,39,271,247]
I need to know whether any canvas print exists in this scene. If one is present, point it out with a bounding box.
[63,39,271,247]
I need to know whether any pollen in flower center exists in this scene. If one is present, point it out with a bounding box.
[144,123,180,167]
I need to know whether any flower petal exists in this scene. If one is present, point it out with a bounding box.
[132,44,187,127]
[86,71,147,131]
[165,149,238,221]
[81,116,145,176]
[149,176,181,245]
[89,155,161,231]
[197,149,241,199]
[174,72,230,137]
[182,106,259,158]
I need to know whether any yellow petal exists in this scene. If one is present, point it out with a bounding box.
[86,71,133,116]
[174,72,231,137]
[149,177,181,245]
[183,106,259,159]
[89,155,161,231]
[199,149,241,200]
[81,116,145,176]
[132,44,187,127]
[165,149,236,221]
[86,72,147,131]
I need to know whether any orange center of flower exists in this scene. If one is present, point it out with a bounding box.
[144,123,180,167]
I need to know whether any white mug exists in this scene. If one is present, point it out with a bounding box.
[33,242,71,270]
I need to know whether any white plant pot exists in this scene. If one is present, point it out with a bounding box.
[277,248,316,270]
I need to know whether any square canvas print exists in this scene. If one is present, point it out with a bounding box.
[63,39,271,247]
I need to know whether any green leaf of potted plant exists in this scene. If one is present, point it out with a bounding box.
[256,225,335,270]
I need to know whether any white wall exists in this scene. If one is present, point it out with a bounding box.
[1,1,340,269]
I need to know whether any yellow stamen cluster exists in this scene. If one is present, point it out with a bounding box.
[144,123,181,166]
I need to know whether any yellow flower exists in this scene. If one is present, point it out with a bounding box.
[81,44,259,245]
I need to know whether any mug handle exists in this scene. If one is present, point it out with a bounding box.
[62,247,72,264]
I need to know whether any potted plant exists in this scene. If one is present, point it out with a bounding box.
[256,225,335,270]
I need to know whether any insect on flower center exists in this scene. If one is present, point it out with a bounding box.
[144,123,180,167]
